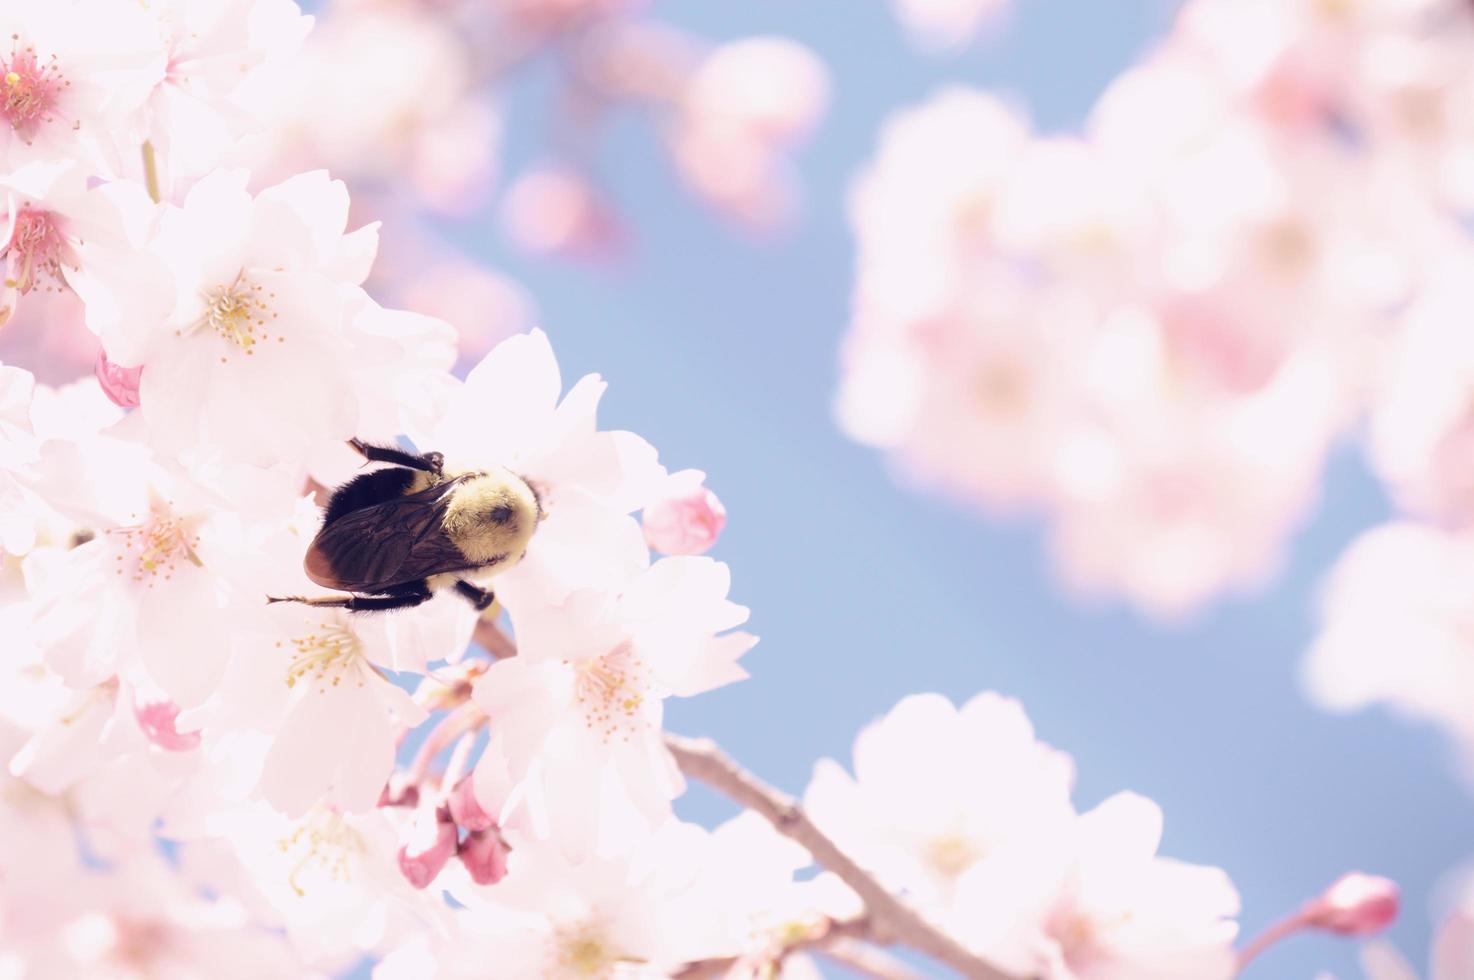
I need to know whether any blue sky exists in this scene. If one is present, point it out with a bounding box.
[424,1,1471,975]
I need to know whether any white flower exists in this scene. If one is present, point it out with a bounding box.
[129,0,314,187]
[175,513,469,818]
[804,692,1076,914]
[80,169,383,468]
[473,556,754,858]
[964,792,1240,980]
[182,803,448,967]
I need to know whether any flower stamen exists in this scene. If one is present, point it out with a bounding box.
[1,39,65,137]
[280,622,366,692]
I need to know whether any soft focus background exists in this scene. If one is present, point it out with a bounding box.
[411,1,1467,977]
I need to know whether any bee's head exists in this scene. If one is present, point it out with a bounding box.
[443,468,543,569]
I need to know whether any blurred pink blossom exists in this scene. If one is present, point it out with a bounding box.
[668,38,828,228]
[501,168,623,259]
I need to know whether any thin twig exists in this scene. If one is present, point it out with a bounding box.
[663,734,1013,980]
[820,937,930,980]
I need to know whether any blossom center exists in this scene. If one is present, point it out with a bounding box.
[277,809,368,897]
[571,642,651,741]
[923,831,984,878]
[110,507,202,584]
[281,622,366,692]
[973,358,1028,414]
[552,921,617,978]
[1,43,63,135]
[191,273,281,361]
[3,207,71,293]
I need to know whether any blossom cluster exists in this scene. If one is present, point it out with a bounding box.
[0,1,1398,977]
[840,0,1474,619]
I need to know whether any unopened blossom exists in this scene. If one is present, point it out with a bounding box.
[428,328,666,603]
[641,468,725,555]
[94,350,142,408]
[78,169,385,468]
[473,556,755,858]
[1309,873,1401,936]
[457,826,511,886]
[805,692,1077,913]
[398,804,457,889]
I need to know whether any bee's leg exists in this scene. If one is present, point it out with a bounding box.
[347,438,444,476]
[267,582,433,613]
[453,580,497,612]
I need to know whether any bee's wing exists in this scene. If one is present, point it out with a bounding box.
[305,476,476,593]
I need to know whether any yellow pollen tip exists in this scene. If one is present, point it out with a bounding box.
[4,73,18,87]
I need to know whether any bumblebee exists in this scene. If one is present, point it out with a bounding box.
[268,439,543,613]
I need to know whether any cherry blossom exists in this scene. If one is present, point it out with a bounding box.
[473,556,755,857]
[76,169,403,468]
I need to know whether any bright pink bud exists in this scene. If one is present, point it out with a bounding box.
[94,351,142,409]
[377,773,420,809]
[447,777,496,833]
[642,469,726,556]
[397,805,458,890]
[132,697,200,752]
[458,827,510,885]
[1305,873,1400,936]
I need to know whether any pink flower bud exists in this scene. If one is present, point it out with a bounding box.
[446,777,496,833]
[1305,873,1400,936]
[458,827,510,885]
[132,697,200,752]
[377,773,420,809]
[642,469,726,555]
[397,805,458,890]
[94,351,142,409]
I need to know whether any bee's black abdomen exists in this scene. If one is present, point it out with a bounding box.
[323,467,419,527]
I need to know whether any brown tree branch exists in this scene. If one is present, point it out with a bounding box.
[664,734,1014,980]
[471,621,1014,980]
